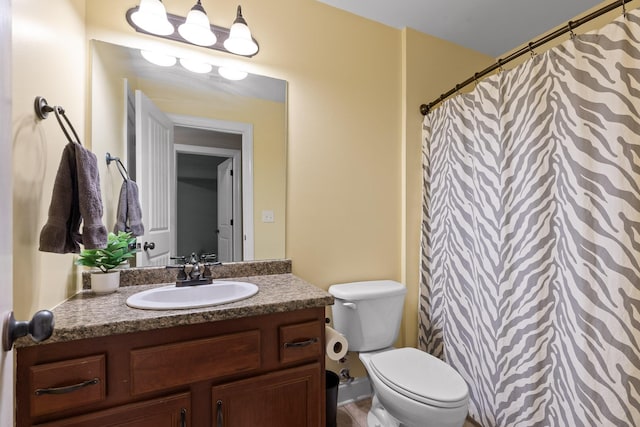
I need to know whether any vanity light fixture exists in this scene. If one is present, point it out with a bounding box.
[180,57,213,74]
[178,0,217,46]
[218,66,248,81]
[130,0,174,36]
[140,49,177,67]
[127,2,259,57]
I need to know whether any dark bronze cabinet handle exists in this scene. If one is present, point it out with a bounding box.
[217,400,223,427]
[180,408,187,427]
[283,337,318,348]
[143,241,155,251]
[35,378,100,395]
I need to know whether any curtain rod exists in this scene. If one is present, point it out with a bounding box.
[419,0,632,116]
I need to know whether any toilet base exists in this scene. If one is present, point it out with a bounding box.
[367,395,400,427]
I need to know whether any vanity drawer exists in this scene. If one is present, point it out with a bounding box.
[279,321,323,364]
[130,330,261,395]
[29,354,106,418]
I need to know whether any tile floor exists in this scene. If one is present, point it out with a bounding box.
[336,398,480,427]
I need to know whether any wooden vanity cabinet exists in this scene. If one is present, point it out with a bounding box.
[16,307,326,427]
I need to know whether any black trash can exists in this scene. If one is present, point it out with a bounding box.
[326,371,340,427]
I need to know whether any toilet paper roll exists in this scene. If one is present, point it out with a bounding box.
[325,325,348,361]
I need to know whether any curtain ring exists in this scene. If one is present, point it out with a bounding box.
[497,58,504,74]
[528,42,537,58]
[622,0,627,18]
[567,21,576,40]
[473,72,480,88]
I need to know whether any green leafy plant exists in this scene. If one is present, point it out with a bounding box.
[75,232,136,273]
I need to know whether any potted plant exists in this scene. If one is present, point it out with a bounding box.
[75,231,136,294]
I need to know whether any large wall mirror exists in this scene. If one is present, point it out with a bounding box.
[90,40,287,266]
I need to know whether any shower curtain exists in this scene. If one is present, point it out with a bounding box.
[419,8,640,427]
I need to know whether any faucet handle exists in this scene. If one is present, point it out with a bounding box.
[166,264,188,280]
[202,261,222,279]
[200,253,217,262]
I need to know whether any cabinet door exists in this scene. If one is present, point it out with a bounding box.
[212,364,322,427]
[35,393,190,427]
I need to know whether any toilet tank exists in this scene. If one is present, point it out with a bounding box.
[328,280,406,352]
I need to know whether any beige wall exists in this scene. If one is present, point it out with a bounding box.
[12,0,86,318]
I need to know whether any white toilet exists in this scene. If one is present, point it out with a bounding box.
[329,280,469,427]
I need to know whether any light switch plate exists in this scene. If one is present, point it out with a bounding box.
[262,210,275,223]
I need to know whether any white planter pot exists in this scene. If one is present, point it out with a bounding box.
[91,271,120,294]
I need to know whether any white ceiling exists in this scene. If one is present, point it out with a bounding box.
[315,0,604,57]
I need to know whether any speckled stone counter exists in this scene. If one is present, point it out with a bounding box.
[81,259,294,288]
[18,268,333,347]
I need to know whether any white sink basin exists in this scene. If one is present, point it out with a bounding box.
[126,281,259,310]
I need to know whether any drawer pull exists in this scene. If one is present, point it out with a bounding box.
[283,338,318,349]
[34,377,100,396]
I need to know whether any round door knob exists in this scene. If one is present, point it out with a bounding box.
[143,242,156,251]
[3,310,55,351]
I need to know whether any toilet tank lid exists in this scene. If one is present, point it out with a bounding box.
[328,280,406,300]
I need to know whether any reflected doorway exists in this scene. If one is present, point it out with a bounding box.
[174,126,244,262]
[176,153,235,261]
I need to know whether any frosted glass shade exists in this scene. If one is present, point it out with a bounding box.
[140,50,177,67]
[178,2,217,46]
[223,6,258,56]
[131,0,174,36]
[180,58,213,74]
[218,66,248,81]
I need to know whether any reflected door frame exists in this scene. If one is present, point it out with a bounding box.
[169,114,254,261]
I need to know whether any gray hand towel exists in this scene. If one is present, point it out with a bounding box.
[39,142,81,253]
[113,180,128,235]
[113,179,144,237]
[75,144,108,248]
[39,142,108,253]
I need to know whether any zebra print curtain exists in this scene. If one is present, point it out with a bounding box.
[419,8,640,427]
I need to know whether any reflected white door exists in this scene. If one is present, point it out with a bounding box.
[0,0,13,423]
[135,90,174,266]
[217,158,233,262]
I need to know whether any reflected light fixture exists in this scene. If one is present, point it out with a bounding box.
[180,57,213,73]
[223,6,258,56]
[140,49,177,67]
[178,0,217,46]
[127,2,259,57]
[130,0,174,36]
[218,66,248,81]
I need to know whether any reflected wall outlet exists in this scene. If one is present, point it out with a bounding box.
[261,210,275,223]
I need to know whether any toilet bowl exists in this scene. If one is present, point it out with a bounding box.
[360,348,468,427]
[328,280,469,427]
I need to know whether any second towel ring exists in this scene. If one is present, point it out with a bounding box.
[106,153,130,181]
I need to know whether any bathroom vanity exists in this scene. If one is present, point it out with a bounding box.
[15,262,333,427]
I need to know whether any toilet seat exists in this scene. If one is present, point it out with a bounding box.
[368,348,468,409]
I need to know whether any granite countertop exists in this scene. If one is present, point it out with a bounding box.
[18,272,333,347]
